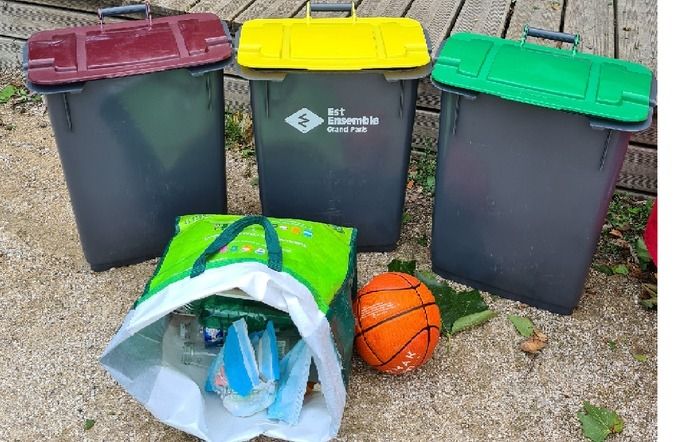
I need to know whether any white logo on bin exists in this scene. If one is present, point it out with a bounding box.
[285,108,324,133]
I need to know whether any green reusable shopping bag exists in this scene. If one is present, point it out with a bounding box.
[101,215,357,442]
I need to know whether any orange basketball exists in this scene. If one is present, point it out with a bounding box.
[353,272,441,374]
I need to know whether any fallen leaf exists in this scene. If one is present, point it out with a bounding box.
[451,310,496,334]
[415,270,489,335]
[406,180,414,189]
[612,264,629,275]
[83,419,96,431]
[632,353,648,362]
[0,85,17,104]
[508,315,534,337]
[425,176,436,193]
[521,337,546,353]
[592,264,614,276]
[578,402,624,442]
[635,238,653,271]
[533,329,548,342]
[608,229,623,238]
[431,285,489,335]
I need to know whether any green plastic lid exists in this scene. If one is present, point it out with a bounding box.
[432,30,654,122]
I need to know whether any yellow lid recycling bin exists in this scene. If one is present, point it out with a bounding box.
[236,2,430,251]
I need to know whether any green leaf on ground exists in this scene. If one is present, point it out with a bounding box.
[0,85,17,103]
[425,176,436,193]
[592,264,614,276]
[83,419,96,430]
[632,353,648,362]
[387,259,417,275]
[414,270,489,335]
[635,238,652,271]
[577,402,624,442]
[607,340,617,351]
[612,264,629,275]
[508,315,534,337]
[451,310,496,334]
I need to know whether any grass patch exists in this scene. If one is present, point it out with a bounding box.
[224,109,254,157]
[596,193,653,262]
[0,83,42,105]
[408,150,437,194]
[594,192,656,293]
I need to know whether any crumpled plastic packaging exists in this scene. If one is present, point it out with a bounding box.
[267,338,313,425]
[206,319,279,417]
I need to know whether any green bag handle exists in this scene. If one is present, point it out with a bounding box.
[190,215,283,278]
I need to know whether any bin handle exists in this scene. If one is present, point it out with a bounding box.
[98,3,152,28]
[520,25,580,54]
[306,2,356,20]
[190,216,283,278]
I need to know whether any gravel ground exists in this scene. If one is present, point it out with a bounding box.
[0,85,656,441]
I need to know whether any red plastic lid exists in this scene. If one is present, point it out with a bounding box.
[25,13,232,85]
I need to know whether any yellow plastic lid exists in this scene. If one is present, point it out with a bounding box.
[237,3,430,71]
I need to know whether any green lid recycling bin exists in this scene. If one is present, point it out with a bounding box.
[430,27,656,314]
[235,2,431,251]
[22,4,233,271]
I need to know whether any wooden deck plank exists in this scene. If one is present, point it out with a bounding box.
[355,0,413,16]
[451,0,510,36]
[191,0,254,21]
[566,0,656,146]
[292,0,360,18]
[0,1,122,40]
[405,0,466,55]
[617,143,657,193]
[632,112,656,146]
[0,36,23,71]
[617,0,657,72]
[564,0,614,56]
[617,0,657,144]
[18,0,121,13]
[416,0,512,111]
[234,0,306,26]
[505,0,564,45]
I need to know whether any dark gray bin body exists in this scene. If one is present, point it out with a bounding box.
[431,88,653,314]
[247,71,420,251]
[31,67,228,271]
